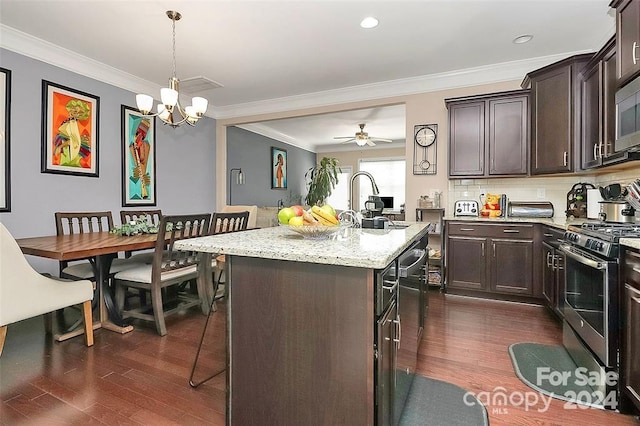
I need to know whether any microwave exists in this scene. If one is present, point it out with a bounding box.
[615,75,640,152]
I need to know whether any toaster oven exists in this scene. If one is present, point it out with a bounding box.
[454,200,479,217]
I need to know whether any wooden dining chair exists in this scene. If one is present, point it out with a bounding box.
[0,223,94,356]
[113,213,212,336]
[55,211,139,280]
[190,210,249,388]
[119,209,163,261]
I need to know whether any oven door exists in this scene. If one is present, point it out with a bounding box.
[559,243,618,367]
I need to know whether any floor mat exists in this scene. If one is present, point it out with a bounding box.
[509,342,608,409]
[399,374,489,426]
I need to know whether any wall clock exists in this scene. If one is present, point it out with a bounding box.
[413,124,437,175]
[415,125,436,147]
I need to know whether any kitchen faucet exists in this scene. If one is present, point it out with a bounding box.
[348,171,380,211]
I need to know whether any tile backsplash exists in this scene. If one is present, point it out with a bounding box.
[448,168,639,219]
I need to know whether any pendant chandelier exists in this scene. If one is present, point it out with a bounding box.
[135,11,208,127]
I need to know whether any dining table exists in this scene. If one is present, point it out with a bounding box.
[15,231,162,340]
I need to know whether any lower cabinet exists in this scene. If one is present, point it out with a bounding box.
[622,248,640,414]
[377,300,397,426]
[541,226,565,318]
[446,222,540,299]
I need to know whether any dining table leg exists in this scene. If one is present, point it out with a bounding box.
[54,254,133,341]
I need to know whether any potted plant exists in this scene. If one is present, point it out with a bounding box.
[305,157,341,207]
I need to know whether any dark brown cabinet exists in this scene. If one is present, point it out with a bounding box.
[612,0,640,84]
[541,226,565,318]
[446,222,539,299]
[446,90,529,178]
[622,248,640,413]
[580,37,618,169]
[522,54,593,175]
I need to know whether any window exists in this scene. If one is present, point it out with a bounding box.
[325,166,352,211]
[358,158,405,211]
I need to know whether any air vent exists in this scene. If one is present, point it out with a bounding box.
[179,76,224,94]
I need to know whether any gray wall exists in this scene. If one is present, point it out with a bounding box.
[227,126,316,207]
[0,48,217,274]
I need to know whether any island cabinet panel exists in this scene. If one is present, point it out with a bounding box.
[228,256,374,426]
[622,248,640,414]
[446,222,541,302]
[541,226,566,318]
[446,90,529,178]
[523,54,592,175]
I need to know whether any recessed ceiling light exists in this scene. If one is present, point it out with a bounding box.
[513,34,533,44]
[360,17,379,29]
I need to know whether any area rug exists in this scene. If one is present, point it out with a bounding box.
[509,342,604,409]
[399,375,489,426]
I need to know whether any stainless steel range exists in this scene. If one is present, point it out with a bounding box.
[560,222,640,408]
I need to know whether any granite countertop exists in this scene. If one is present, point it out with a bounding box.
[621,238,640,250]
[443,215,591,230]
[174,222,430,269]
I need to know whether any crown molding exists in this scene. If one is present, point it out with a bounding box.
[214,50,593,119]
[2,23,596,124]
[236,123,316,153]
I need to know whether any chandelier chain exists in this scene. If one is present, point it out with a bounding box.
[171,15,177,78]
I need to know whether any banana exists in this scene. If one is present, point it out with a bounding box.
[311,206,339,225]
[302,210,320,225]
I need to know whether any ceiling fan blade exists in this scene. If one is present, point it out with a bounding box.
[334,136,355,139]
[340,138,356,144]
[366,139,376,147]
[369,137,393,143]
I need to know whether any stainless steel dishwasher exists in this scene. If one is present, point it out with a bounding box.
[392,241,428,425]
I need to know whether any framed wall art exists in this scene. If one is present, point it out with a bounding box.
[0,68,11,212]
[121,105,156,206]
[271,146,287,189]
[41,80,99,177]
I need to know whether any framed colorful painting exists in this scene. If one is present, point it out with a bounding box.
[0,68,11,212]
[41,80,99,177]
[121,105,156,206]
[271,146,287,189]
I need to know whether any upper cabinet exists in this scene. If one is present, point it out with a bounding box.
[446,90,529,178]
[612,0,640,85]
[580,37,617,169]
[522,54,593,175]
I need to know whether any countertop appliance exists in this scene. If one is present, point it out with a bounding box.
[560,222,640,408]
[598,200,637,223]
[566,182,595,218]
[615,74,640,153]
[453,200,479,217]
[507,201,554,218]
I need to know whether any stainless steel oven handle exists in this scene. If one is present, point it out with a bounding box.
[559,244,605,270]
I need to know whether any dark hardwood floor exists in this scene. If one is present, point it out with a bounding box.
[1,291,639,425]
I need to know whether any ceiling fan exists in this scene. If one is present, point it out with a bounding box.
[333,123,393,147]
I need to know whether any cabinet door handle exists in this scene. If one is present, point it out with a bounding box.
[481,242,485,257]
[503,229,520,234]
[546,251,554,269]
[633,41,639,65]
[563,151,568,166]
[459,228,475,231]
[633,267,640,274]
[543,233,554,238]
[493,242,496,257]
[632,296,640,304]
[599,142,604,159]
[593,143,598,160]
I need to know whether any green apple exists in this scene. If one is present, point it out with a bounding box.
[278,207,296,224]
[320,204,336,217]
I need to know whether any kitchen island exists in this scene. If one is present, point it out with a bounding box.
[175,223,430,425]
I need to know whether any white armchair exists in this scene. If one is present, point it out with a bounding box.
[0,223,94,356]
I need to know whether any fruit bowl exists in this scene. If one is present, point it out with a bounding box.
[280,223,349,239]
